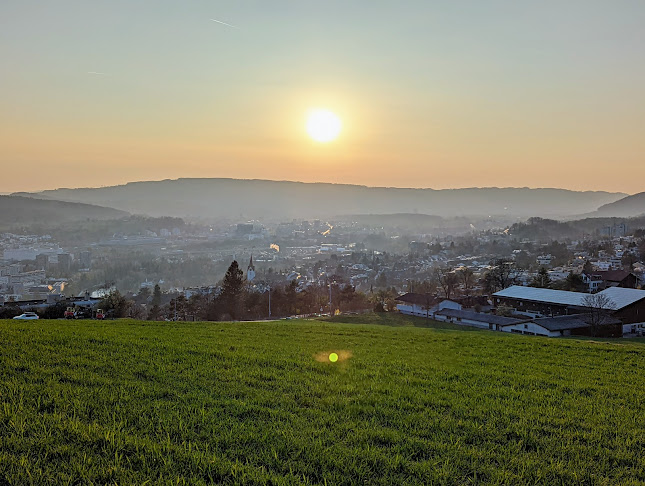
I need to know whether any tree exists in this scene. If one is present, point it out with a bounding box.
[41,302,66,319]
[285,280,298,315]
[152,284,161,304]
[371,288,398,312]
[458,267,476,302]
[148,284,162,320]
[514,250,533,270]
[221,260,244,319]
[100,290,132,318]
[530,267,552,288]
[138,287,151,302]
[582,293,617,337]
[375,272,388,288]
[339,285,360,312]
[128,303,147,320]
[583,260,594,275]
[563,271,585,292]
[483,258,519,294]
[639,239,645,262]
[622,251,638,270]
[434,266,459,300]
[421,292,435,319]
[429,242,443,255]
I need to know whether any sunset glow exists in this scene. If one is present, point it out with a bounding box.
[2,2,645,193]
[306,109,342,143]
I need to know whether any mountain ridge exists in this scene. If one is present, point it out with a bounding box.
[594,192,645,218]
[13,178,627,221]
[0,195,129,228]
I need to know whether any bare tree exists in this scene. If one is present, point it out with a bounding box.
[483,258,520,294]
[581,293,617,336]
[434,266,459,300]
[458,267,476,303]
[416,279,438,319]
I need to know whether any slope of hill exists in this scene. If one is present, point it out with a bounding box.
[0,195,128,227]
[595,192,645,217]
[1,316,644,484]
[508,215,645,240]
[14,178,626,220]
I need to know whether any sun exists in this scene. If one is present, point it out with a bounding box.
[306,109,342,143]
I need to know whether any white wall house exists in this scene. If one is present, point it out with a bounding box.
[582,273,603,293]
[395,294,461,318]
[537,254,554,266]
[434,308,528,330]
[622,322,645,337]
[501,321,567,337]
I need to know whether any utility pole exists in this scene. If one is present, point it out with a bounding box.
[268,285,271,319]
[329,282,333,316]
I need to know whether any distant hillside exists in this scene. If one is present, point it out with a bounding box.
[0,195,128,228]
[336,213,445,226]
[15,178,626,220]
[595,192,645,218]
[508,215,645,241]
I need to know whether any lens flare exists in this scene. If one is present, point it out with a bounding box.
[314,350,352,363]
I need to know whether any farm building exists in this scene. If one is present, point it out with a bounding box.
[434,308,528,330]
[493,286,645,336]
[395,293,460,318]
[500,314,624,338]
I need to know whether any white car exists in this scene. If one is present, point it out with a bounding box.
[13,312,39,320]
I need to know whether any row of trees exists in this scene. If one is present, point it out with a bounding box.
[99,261,372,321]
[407,258,591,302]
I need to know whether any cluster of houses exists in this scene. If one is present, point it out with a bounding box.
[396,285,645,338]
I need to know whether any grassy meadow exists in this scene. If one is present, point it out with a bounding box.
[1,315,645,485]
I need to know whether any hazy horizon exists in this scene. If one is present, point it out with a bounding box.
[7,176,634,196]
[3,1,645,194]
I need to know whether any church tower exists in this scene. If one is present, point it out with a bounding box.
[247,255,256,282]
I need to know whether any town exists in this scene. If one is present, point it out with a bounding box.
[2,213,644,338]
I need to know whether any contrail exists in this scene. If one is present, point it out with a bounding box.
[87,71,108,75]
[210,18,239,29]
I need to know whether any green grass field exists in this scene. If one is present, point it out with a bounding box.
[1,315,644,485]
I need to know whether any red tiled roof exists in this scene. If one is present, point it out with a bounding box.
[595,270,632,282]
[395,293,438,306]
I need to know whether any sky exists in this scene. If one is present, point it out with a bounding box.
[1,0,645,194]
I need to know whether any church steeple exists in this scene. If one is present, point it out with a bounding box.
[247,255,256,281]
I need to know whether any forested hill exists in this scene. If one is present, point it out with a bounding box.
[0,195,128,228]
[508,216,645,240]
[595,192,645,218]
[15,178,626,220]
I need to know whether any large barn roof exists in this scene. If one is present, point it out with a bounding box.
[394,293,438,306]
[493,286,645,310]
[528,314,621,332]
[598,287,645,309]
